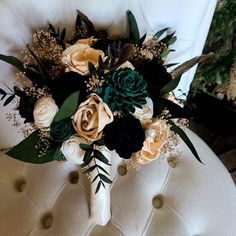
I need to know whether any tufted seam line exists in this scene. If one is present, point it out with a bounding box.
[137,0,153,34]
[160,166,171,193]
[141,208,155,236]
[3,0,32,32]
[106,1,129,33]
[50,181,69,211]
[52,0,65,24]
[85,222,96,236]
[24,191,42,212]
[164,200,193,235]
[110,219,127,236]
[110,174,119,190]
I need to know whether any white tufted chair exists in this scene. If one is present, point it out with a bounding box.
[0,1,236,235]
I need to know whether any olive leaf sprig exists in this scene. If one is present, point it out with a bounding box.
[80,139,112,194]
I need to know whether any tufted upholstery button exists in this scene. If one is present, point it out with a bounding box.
[41,213,53,229]
[69,171,79,184]
[15,179,26,192]
[118,164,127,176]
[152,195,163,209]
[167,156,179,168]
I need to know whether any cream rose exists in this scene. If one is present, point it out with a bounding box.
[72,94,113,141]
[133,97,153,123]
[62,44,105,75]
[33,96,59,131]
[61,135,88,164]
[136,119,169,164]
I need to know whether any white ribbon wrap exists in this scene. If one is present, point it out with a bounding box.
[89,147,112,226]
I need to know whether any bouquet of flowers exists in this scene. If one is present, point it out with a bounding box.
[0,10,204,225]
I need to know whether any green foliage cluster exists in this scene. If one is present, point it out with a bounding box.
[191,0,236,94]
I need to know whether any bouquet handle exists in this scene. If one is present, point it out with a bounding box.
[89,147,111,226]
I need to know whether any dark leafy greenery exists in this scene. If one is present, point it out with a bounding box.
[159,76,181,97]
[127,10,140,44]
[6,131,54,164]
[80,140,112,194]
[153,97,190,118]
[0,54,45,86]
[48,23,66,48]
[53,91,80,122]
[168,120,202,163]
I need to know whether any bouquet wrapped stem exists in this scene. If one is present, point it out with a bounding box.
[89,147,111,226]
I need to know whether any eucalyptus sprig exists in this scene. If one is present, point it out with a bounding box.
[80,140,112,194]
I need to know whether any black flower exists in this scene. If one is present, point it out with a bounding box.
[103,115,145,159]
[50,118,75,143]
[100,68,148,114]
[18,95,37,123]
[50,72,88,107]
[137,58,172,98]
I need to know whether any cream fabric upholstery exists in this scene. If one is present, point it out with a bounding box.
[1,0,236,235]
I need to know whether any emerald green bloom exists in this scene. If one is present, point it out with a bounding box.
[50,118,75,143]
[101,68,148,114]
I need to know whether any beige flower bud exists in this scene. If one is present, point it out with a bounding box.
[136,119,169,164]
[61,135,88,164]
[62,44,105,75]
[33,96,59,131]
[133,97,153,123]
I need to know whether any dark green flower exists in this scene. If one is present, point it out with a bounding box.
[50,118,75,143]
[100,68,148,114]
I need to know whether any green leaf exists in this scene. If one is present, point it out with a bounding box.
[83,165,97,174]
[93,139,104,146]
[97,164,109,175]
[13,86,23,97]
[158,98,190,119]
[54,91,80,122]
[82,150,93,165]
[154,28,170,40]
[92,174,99,183]
[6,131,54,164]
[159,76,181,97]
[160,50,170,58]
[160,32,176,45]
[48,23,56,33]
[0,54,25,71]
[127,10,140,44]
[99,173,112,184]
[0,88,6,95]
[88,62,96,74]
[168,120,203,163]
[25,44,50,82]
[168,36,177,45]
[166,63,179,68]
[80,144,93,151]
[101,181,105,188]
[60,28,66,41]
[94,150,110,164]
[0,54,44,85]
[139,33,146,46]
[1,94,6,101]
[98,55,104,70]
[53,148,65,161]
[95,181,102,194]
[3,94,15,106]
